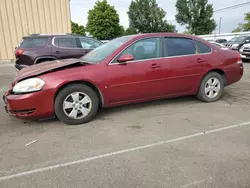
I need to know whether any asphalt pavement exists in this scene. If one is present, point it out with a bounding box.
[0,63,250,188]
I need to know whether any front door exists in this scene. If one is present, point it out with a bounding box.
[79,37,103,56]
[103,37,168,104]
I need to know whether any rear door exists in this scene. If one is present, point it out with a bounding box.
[52,37,83,59]
[103,37,168,103]
[160,37,205,94]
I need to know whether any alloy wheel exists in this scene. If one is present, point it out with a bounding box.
[63,92,92,119]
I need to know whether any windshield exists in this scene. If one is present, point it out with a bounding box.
[80,36,133,63]
[229,36,247,42]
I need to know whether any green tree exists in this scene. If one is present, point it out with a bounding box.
[244,12,250,31]
[183,30,191,34]
[232,25,244,33]
[124,27,138,35]
[119,25,125,36]
[71,21,86,35]
[127,0,176,33]
[232,12,250,32]
[86,0,122,40]
[175,0,216,35]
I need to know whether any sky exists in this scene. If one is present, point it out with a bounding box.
[70,0,250,34]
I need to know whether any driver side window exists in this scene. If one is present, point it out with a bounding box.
[118,38,161,61]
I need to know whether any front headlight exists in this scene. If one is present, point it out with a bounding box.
[13,78,45,94]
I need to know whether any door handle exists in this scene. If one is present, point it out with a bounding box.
[197,58,205,63]
[55,51,60,54]
[151,64,162,68]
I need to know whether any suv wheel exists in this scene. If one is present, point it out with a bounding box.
[197,72,224,102]
[55,84,99,125]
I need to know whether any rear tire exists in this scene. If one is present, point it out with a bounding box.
[54,84,99,125]
[197,72,224,102]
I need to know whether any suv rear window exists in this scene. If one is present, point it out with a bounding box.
[20,37,48,48]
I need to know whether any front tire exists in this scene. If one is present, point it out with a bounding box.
[197,72,224,102]
[54,84,99,125]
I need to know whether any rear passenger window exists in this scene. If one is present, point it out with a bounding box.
[20,37,48,48]
[196,41,211,53]
[54,38,79,48]
[164,38,196,57]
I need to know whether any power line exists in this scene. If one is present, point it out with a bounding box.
[167,1,250,22]
[214,2,250,12]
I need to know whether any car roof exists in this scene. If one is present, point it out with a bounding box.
[127,33,207,42]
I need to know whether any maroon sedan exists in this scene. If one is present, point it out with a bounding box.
[3,33,243,125]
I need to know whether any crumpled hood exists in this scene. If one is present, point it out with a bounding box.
[15,58,84,82]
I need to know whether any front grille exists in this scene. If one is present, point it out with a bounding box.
[243,47,250,52]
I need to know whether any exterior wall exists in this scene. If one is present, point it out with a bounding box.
[0,0,71,62]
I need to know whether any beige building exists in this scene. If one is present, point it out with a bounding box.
[0,0,71,62]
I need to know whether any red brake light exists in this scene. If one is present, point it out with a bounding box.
[15,49,24,56]
[237,52,242,64]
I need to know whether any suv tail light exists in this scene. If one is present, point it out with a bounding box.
[15,49,24,57]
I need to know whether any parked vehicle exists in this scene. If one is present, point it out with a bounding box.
[14,33,103,70]
[224,36,250,50]
[239,43,250,62]
[209,41,228,49]
[3,33,243,125]
[215,39,227,43]
[207,39,216,42]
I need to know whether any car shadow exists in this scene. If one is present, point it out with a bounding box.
[5,89,238,127]
[96,95,198,120]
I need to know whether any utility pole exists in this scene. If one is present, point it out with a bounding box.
[219,17,222,34]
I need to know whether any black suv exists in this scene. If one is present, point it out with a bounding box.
[15,33,103,70]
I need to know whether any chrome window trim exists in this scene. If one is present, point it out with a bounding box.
[109,53,209,65]
[108,36,213,66]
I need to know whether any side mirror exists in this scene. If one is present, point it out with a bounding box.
[117,54,134,63]
[246,40,250,43]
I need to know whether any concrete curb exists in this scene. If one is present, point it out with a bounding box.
[0,60,14,64]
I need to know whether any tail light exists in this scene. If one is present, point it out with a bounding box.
[15,49,24,57]
[237,52,242,64]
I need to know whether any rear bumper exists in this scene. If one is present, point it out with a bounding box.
[225,63,243,86]
[3,89,55,119]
